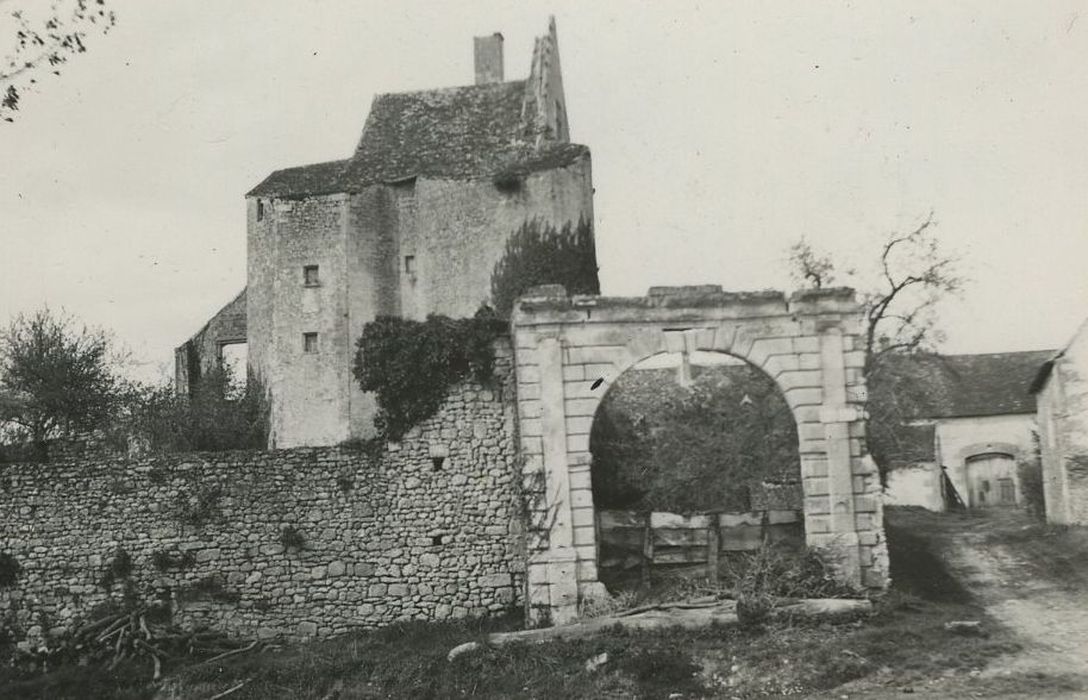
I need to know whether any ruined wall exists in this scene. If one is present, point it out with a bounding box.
[0,354,521,650]
[1037,319,1088,524]
[174,289,247,396]
[247,195,354,448]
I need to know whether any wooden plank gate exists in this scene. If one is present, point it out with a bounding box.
[597,509,804,585]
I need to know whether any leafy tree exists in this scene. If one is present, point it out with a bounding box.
[490,216,599,317]
[787,214,966,477]
[1,0,116,121]
[591,364,800,513]
[0,307,126,451]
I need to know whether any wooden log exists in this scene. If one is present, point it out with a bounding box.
[485,598,871,646]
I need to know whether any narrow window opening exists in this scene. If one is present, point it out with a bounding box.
[256,200,264,221]
[404,255,416,274]
[303,265,320,286]
[431,534,444,546]
[303,332,319,353]
[432,456,445,471]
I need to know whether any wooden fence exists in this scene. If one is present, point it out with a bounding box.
[597,509,803,585]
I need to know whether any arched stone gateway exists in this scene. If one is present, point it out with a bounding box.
[511,284,889,625]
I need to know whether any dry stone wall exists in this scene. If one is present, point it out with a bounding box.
[0,357,522,650]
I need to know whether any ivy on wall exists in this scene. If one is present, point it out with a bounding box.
[490,216,600,317]
[353,310,504,440]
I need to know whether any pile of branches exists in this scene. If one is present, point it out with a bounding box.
[28,604,263,682]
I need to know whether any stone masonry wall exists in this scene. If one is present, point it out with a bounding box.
[0,355,522,650]
[1038,318,1088,524]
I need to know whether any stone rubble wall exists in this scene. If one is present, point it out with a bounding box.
[0,356,523,649]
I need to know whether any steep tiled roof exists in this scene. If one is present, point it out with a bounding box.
[247,160,351,198]
[248,81,587,198]
[883,350,1054,419]
[344,82,529,184]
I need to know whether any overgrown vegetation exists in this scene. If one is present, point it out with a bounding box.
[0,552,21,587]
[150,549,195,572]
[179,574,240,604]
[174,485,223,528]
[489,216,599,317]
[279,525,305,551]
[591,364,799,512]
[126,366,269,453]
[97,546,133,588]
[353,309,504,439]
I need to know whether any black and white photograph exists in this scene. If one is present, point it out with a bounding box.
[1,2,1087,698]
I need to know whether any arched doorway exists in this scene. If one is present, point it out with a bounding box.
[965,453,1018,508]
[510,284,887,625]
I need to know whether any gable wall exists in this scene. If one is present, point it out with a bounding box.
[1038,319,1088,524]
[934,413,1036,506]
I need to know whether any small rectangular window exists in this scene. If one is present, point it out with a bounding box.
[404,255,416,274]
[256,200,264,221]
[303,332,318,353]
[303,265,320,286]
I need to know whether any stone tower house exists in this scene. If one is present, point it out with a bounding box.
[176,19,597,448]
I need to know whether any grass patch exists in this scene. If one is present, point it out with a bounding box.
[985,521,1088,591]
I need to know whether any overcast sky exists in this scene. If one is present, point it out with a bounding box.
[2,1,1086,382]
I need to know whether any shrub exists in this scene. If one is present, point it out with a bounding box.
[353,309,504,439]
[151,549,195,571]
[1018,457,1046,521]
[0,552,21,587]
[727,543,858,602]
[735,590,774,629]
[280,525,305,551]
[126,366,269,453]
[591,364,800,512]
[175,485,223,527]
[180,574,240,604]
[98,546,133,587]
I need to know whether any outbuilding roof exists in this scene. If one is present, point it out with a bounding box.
[882,350,1053,419]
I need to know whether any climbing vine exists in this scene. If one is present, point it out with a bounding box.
[353,309,504,440]
[490,216,599,317]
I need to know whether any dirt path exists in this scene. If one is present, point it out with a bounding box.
[937,510,1088,688]
[816,508,1088,700]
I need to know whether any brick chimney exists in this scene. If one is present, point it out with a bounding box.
[474,33,504,85]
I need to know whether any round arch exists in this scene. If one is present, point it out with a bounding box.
[510,285,886,625]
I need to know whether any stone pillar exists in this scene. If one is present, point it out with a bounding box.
[815,325,862,587]
[532,336,579,624]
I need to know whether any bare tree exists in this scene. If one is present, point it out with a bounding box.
[788,213,964,371]
[1,0,116,121]
[787,238,836,290]
[787,214,966,478]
